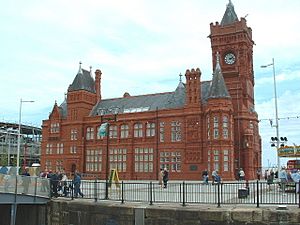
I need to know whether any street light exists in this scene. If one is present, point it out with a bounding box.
[261,58,280,175]
[98,107,119,199]
[16,98,34,175]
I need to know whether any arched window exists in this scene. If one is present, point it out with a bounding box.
[134,123,143,137]
[109,125,117,138]
[207,116,210,139]
[146,122,155,137]
[86,127,94,140]
[120,124,129,138]
[213,116,219,139]
[223,116,229,139]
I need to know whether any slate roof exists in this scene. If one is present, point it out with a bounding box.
[208,54,230,99]
[89,80,212,116]
[68,68,95,93]
[221,0,238,26]
[59,98,68,118]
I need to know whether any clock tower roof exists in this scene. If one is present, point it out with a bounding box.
[221,0,238,26]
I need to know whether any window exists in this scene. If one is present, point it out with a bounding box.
[45,160,51,171]
[207,116,210,139]
[70,145,77,154]
[146,122,155,137]
[171,121,181,142]
[159,122,165,142]
[134,148,154,172]
[56,160,63,172]
[213,150,219,172]
[50,123,59,133]
[109,125,117,138]
[109,148,127,172]
[120,124,129,138]
[223,116,228,139]
[223,150,229,172]
[86,149,102,172]
[134,123,143,138]
[213,116,219,139]
[160,151,181,172]
[86,127,94,140]
[70,129,77,140]
[46,144,53,154]
[56,143,63,154]
[208,150,211,172]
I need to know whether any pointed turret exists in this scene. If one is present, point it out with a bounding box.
[221,0,238,26]
[208,52,230,99]
[68,61,96,93]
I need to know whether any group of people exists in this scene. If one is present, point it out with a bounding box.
[202,169,222,185]
[40,169,83,198]
[158,168,169,188]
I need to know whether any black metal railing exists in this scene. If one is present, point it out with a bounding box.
[5,177,298,208]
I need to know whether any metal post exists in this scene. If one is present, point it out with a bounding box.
[105,123,110,200]
[217,183,221,208]
[272,58,281,177]
[16,99,22,175]
[121,181,124,204]
[16,99,34,175]
[94,178,97,202]
[256,180,259,208]
[261,58,280,175]
[149,181,153,205]
[182,181,186,206]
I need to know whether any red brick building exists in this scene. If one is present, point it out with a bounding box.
[41,1,261,180]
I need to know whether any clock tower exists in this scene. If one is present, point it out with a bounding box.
[209,0,261,179]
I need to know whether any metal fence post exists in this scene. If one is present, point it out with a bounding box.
[34,177,37,202]
[121,181,124,204]
[217,182,221,208]
[256,180,259,208]
[182,181,186,206]
[149,181,153,205]
[298,180,300,208]
[71,181,74,200]
[94,178,97,202]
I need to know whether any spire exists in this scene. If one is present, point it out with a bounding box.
[208,52,230,99]
[221,0,238,26]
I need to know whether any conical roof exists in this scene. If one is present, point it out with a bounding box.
[208,53,230,99]
[221,0,238,26]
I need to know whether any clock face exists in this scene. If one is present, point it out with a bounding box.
[224,52,236,65]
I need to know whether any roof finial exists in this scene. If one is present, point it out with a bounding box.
[78,61,83,74]
[216,52,220,64]
[90,66,92,72]
[179,73,183,82]
[215,52,221,72]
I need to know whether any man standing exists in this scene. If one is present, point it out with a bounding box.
[73,171,84,198]
[279,167,288,193]
[202,169,209,184]
[22,168,31,194]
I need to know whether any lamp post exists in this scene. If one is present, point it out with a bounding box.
[261,58,281,175]
[16,98,34,175]
[98,107,119,199]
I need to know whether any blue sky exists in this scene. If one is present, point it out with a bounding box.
[1,0,300,168]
